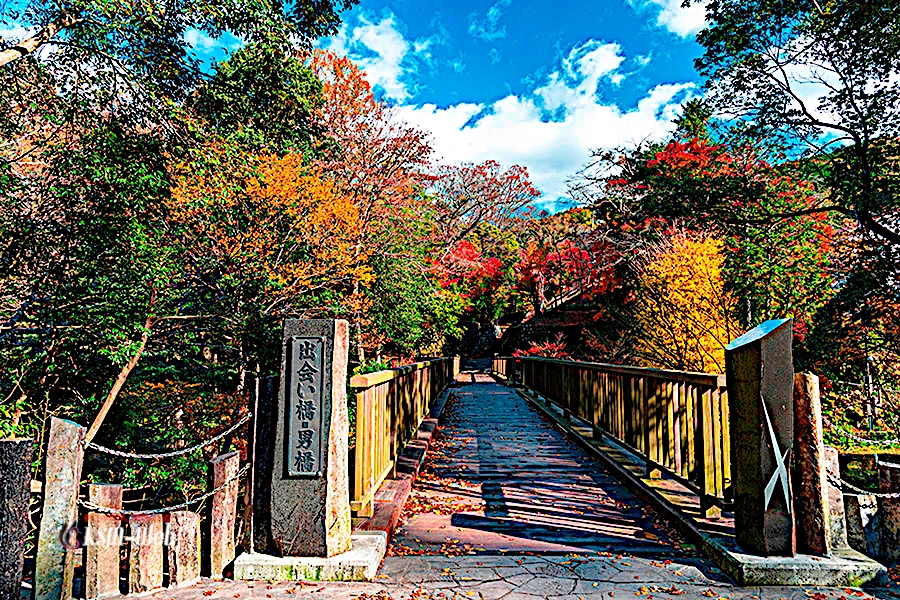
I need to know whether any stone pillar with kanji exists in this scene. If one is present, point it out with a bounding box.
[269,319,352,557]
[725,319,796,557]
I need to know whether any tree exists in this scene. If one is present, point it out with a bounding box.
[573,133,835,329]
[693,0,900,248]
[431,161,541,248]
[0,0,354,74]
[0,118,180,440]
[632,233,740,373]
[310,50,435,359]
[167,144,371,351]
[189,44,326,156]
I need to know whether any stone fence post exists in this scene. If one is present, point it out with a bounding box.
[792,373,831,556]
[879,460,900,562]
[84,484,123,599]
[725,319,796,557]
[0,438,33,600]
[35,418,86,600]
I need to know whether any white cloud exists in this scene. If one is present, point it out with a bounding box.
[325,17,695,205]
[448,58,466,73]
[398,40,694,202]
[185,28,221,51]
[0,24,29,44]
[632,0,707,38]
[468,0,512,42]
[534,41,626,112]
[323,12,437,102]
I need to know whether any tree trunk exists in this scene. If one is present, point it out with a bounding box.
[0,14,80,68]
[85,315,154,442]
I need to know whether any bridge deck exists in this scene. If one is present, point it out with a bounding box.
[133,362,893,599]
[389,367,689,556]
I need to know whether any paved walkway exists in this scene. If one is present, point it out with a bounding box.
[141,364,898,600]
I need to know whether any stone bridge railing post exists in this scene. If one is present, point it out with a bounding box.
[725,319,796,557]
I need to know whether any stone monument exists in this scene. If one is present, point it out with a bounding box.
[270,319,351,557]
[725,319,796,557]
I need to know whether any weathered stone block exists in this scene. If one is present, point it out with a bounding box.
[210,451,239,578]
[0,438,33,600]
[725,319,796,557]
[792,373,831,556]
[845,493,880,557]
[167,511,201,587]
[84,484,123,599]
[824,446,849,548]
[128,514,163,594]
[271,319,352,558]
[878,459,900,562]
[35,418,85,600]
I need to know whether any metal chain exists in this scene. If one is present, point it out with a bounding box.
[828,475,900,499]
[85,413,252,459]
[78,464,250,515]
[822,417,900,446]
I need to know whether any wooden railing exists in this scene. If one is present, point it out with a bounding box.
[491,355,511,379]
[349,356,460,517]
[495,356,730,517]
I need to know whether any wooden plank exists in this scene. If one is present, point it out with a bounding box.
[666,382,677,470]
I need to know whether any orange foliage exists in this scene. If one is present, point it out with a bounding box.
[309,50,432,248]
[168,144,371,314]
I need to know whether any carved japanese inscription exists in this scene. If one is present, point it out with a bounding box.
[286,337,325,477]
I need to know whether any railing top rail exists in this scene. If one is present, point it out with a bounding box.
[501,356,726,388]
[349,356,454,389]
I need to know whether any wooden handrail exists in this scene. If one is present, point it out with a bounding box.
[502,356,726,388]
[349,357,453,389]
[349,355,460,518]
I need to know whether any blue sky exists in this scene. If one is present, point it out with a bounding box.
[1,0,708,208]
[319,0,707,207]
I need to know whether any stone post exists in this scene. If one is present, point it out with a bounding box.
[209,451,240,577]
[35,418,86,600]
[792,373,831,556]
[84,484,123,599]
[252,376,279,554]
[270,319,352,557]
[878,459,900,562]
[725,319,796,557]
[0,438,32,600]
[824,446,848,548]
[168,511,201,586]
[128,514,163,594]
[845,494,880,557]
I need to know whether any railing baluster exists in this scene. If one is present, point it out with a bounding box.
[493,356,729,508]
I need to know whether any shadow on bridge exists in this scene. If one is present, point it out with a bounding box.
[391,361,730,582]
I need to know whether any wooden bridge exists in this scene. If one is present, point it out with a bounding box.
[6,325,898,600]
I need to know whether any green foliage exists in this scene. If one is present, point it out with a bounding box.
[365,256,466,356]
[190,44,326,155]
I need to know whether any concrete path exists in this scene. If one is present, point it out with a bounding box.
[136,363,898,600]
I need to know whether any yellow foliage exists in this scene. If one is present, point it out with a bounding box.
[633,233,739,374]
